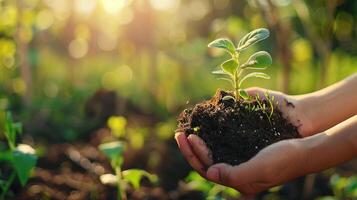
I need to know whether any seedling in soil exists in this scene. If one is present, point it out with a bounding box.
[209,28,272,100]
[177,28,299,166]
[0,111,37,200]
[99,141,157,200]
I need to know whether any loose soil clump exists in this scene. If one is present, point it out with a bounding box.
[177,90,300,166]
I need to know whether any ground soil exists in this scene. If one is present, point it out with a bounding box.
[177,89,300,165]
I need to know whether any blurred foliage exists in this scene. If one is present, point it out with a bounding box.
[0,0,356,198]
[0,111,37,200]
[316,174,357,200]
[185,171,240,199]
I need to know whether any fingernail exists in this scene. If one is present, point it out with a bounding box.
[174,132,181,139]
[187,134,195,143]
[207,167,219,181]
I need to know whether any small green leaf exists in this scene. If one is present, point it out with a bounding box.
[0,150,12,161]
[208,38,236,54]
[221,59,238,76]
[237,28,270,51]
[122,169,158,189]
[241,51,272,69]
[239,72,270,87]
[238,89,249,99]
[99,141,125,161]
[12,145,37,186]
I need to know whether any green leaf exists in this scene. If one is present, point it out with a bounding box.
[239,72,270,87]
[185,171,213,194]
[221,59,238,75]
[0,150,13,161]
[208,38,236,54]
[122,169,158,189]
[241,51,272,69]
[99,141,125,161]
[238,89,249,99]
[237,28,270,51]
[12,145,37,186]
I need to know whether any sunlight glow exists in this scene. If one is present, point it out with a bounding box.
[68,38,88,59]
[74,0,97,16]
[150,0,180,11]
[101,0,128,15]
[97,33,117,51]
[44,0,70,21]
[35,9,54,30]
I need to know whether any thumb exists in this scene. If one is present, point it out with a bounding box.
[206,163,236,186]
[245,87,265,98]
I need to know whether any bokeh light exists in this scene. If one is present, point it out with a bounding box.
[68,38,88,58]
[35,9,54,30]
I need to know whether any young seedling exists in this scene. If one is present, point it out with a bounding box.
[99,140,157,200]
[0,111,37,200]
[208,28,272,100]
[99,141,127,200]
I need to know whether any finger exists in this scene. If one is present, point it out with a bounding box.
[206,161,262,188]
[246,87,283,107]
[245,87,265,99]
[187,134,213,166]
[206,163,235,186]
[175,132,207,177]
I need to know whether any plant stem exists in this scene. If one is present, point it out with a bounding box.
[0,171,16,200]
[115,166,127,200]
[233,52,240,99]
[234,69,239,99]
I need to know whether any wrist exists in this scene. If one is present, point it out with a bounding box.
[299,133,326,174]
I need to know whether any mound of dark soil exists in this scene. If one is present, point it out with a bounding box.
[177,89,300,165]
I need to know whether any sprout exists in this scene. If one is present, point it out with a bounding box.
[208,28,272,100]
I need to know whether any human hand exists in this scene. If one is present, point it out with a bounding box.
[175,132,309,195]
[246,87,315,137]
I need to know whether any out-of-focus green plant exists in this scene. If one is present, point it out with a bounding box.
[0,111,37,200]
[316,174,357,200]
[99,141,157,200]
[185,171,240,200]
[208,28,272,100]
[107,116,127,138]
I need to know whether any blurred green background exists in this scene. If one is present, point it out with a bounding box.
[0,0,356,199]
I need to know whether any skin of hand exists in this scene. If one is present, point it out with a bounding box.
[175,116,357,195]
[175,74,357,195]
[248,73,357,137]
[175,132,307,195]
[245,87,315,137]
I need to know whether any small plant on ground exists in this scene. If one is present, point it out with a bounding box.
[99,116,157,200]
[208,28,272,100]
[0,111,37,200]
